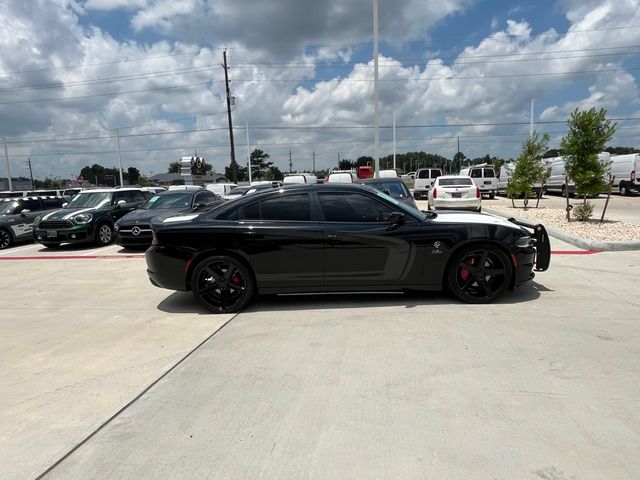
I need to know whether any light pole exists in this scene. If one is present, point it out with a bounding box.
[530,98,537,138]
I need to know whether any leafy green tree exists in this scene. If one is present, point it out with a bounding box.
[560,107,616,220]
[265,166,283,181]
[507,133,550,208]
[167,162,181,173]
[604,146,640,155]
[249,149,273,180]
[338,159,355,170]
[356,156,374,167]
[125,167,141,185]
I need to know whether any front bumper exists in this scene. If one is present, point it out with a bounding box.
[33,224,93,244]
[507,218,551,272]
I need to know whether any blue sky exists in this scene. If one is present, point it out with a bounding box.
[1,0,639,179]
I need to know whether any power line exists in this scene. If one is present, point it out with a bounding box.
[0,64,222,93]
[0,80,218,105]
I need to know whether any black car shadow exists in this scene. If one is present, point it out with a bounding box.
[156,281,549,315]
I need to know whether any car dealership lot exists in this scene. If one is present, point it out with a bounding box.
[1,242,640,479]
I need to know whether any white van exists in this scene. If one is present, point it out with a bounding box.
[458,164,497,198]
[326,171,357,183]
[497,163,515,196]
[283,174,318,184]
[608,154,640,195]
[546,153,611,197]
[413,168,442,199]
[205,182,238,197]
[377,169,399,178]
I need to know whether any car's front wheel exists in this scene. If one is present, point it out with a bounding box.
[191,255,255,313]
[95,222,113,246]
[447,244,512,304]
[0,228,12,249]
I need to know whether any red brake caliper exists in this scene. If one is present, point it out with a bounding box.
[230,273,242,285]
[459,258,474,282]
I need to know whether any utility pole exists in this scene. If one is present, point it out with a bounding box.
[373,0,380,177]
[289,150,293,173]
[312,151,316,172]
[27,157,34,189]
[245,121,252,184]
[114,129,124,186]
[392,110,396,171]
[223,49,238,182]
[2,136,12,191]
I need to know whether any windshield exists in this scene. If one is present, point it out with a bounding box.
[364,181,409,198]
[1,201,19,215]
[438,178,474,186]
[141,193,192,210]
[372,189,427,220]
[67,192,112,208]
[229,187,251,195]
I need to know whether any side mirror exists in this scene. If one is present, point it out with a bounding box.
[389,211,405,226]
[116,199,126,207]
[62,202,68,208]
[193,202,207,210]
[21,209,31,215]
[382,188,392,196]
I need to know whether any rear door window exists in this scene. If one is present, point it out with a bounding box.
[318,192,393,222]
[470,169,482,178]
[484,168,495,178]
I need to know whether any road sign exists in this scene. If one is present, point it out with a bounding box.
[77,175,84,185]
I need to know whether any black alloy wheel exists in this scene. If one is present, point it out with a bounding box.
[95,222,113,246]
[0,228,12,249]
[192,256,255,313]
[447,244,512,304]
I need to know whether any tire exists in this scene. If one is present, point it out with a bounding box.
[0,228,12,250]
[447,244,512,304]
[620,182,631,196]
[489,192,495,199]
[476,206,482,213]
[95,222,114,246]
[191,255,255,313]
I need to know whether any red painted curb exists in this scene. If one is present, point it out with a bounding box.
[0,255,145,260]
[551,250,600,255]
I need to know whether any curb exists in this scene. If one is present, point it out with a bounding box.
[484,208,640,252]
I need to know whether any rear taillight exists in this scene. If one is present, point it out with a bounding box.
[476,187,481,198]
[432,188,437,199]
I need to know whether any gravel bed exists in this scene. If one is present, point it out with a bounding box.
[486,206,640,242]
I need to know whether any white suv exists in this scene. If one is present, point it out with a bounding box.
[459,165,497,199]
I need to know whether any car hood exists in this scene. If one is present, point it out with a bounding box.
[39,206,105,221]
[429,211,522,230]
[117,207,190,225]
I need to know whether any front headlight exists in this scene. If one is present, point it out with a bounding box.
[33,215,42,227]
[114,223,120,231]
[515,235,532,248]
[73,213,93,224]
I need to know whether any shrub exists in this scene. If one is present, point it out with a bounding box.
[572,201,594,221]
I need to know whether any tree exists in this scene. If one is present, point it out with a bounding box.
[249,149,273,180]
[338,158,355,170]
[265,166,283,181]
[168,162,181,173]
[356,156,374,167]
[126,167,141,185]
[560,107,616,220]
[225,165,248,182]
[452,151,467,173]
[507,133,550,208]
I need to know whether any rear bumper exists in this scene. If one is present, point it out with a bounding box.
[432,198,481,210]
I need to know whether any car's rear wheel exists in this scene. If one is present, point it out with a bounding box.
[447,244,512,304]
[0,228,12,249]
[95,222,113,246]
[192,255,255,313]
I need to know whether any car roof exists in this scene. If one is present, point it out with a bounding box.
[360,177,404,183]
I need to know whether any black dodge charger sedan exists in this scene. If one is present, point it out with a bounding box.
[146,184,550,313]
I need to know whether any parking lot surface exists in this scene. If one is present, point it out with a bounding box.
[1,239,639,479]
